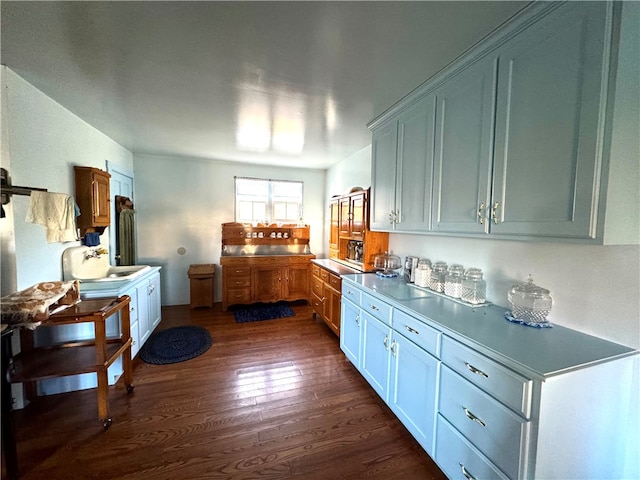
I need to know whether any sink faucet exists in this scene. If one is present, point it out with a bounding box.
[84,247,108,260]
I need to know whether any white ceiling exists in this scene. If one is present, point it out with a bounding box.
[1,1,528,169]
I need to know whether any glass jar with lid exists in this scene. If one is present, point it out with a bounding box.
[461,268,487,304]
[429,262,447,292]
[444,264,465,298]
[507,275,552,323]
[414,259,431,288]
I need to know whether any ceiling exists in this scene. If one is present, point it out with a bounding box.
[1,1,528,170]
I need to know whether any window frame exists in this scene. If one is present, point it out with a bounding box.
[234,176,304,224]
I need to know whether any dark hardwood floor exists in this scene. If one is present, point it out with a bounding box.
[5,302,447,479]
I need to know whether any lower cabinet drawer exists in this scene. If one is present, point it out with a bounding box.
[311,276,324,298]
[226,289,251,303]
[393,309,440,357]
[226,276,251,288]
[342,283,361,305]
[328,272,341,290]
[311,293,323,315]
[435,415,509,480]
[361,292,392,325]
[439,366,529,480]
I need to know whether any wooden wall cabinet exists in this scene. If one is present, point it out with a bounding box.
[74,166,111,236]
[220,255,315,311]
[310,263,342,336]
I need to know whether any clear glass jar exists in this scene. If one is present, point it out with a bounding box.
[507,275,552,323]
[429,262,447,292]
[461,268,486,304]
[414,259,431,288]
[444,264,465,298]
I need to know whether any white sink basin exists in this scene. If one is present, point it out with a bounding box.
[82,265,152,282]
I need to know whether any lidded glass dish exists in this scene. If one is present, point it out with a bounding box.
[461,268,487,305]
[429,262,448,292]
[444,264,465,298]
[414,259,431,288]
[508,275,552,323]
[374,251,402,278]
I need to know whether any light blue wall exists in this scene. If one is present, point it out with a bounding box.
[133,153,326,306]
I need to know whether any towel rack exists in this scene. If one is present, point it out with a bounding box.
[0,167,47,205]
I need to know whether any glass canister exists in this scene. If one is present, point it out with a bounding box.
[429,262,447,292]
[444,264,465,298]
[461,268,487,305]
[507,275,552,323]
[414,259,431,288]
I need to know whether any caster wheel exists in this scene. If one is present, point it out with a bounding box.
[126,384,134,394]
[102,418,112,429]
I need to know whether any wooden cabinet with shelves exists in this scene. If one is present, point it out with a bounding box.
[330,189,389,272]
[74,166,111,237]
[310,263,342,336]
[220,254,315,311]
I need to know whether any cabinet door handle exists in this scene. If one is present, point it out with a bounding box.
[405,325,419,335]
[369,304,379,311]
[465,362,489,378]
[477,202,485,225]
[346,290,353,295]
[355,314,360,326]
[383,334,390,351]
[463,407,487,427]
[388,211,394,224]
[391,339,398,357]
[459,463,476,480]
[394,210,400,224]
[491,201,500,224]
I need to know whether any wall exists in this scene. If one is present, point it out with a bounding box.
[0,67,134,291]
[133,153,326,306]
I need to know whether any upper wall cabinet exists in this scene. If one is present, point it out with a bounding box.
[369,2,627,243]
[371,94,435,232]
[74,166,111,237]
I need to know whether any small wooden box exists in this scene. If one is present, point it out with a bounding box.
[188,264,215,309]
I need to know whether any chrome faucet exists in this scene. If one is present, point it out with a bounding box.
[84,247,108,260]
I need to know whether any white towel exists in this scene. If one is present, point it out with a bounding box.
[25,191,78,243]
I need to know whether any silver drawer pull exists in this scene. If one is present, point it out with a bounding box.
[405,325,419,335]
[465,362,489,378]
[459,463,476,480]
[463,407,486,427]
[346,290,353,295]
[370,304,379,311]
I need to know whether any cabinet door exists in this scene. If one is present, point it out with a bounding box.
[350,193,366,238]
[329,199,339,251]
[136,281,150,345]
[92,171,111,226]
[432,56,497,234]
[148,272,161,330]
[338,197,351,237]
[389,334,439,455]
[395,95,436,232]
[253,266,283,303]
[340,298,362,367]
[361,312,392,401]
[370,120,398,230]
[491,2,609,238]
[324,284,342,335]
[284,264,309,300]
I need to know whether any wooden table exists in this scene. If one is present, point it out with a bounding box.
[7,295,134,429]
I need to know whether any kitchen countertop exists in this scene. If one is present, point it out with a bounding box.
[342,273,638,380]
[311,258,363,275]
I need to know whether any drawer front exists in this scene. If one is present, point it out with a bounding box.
[320,269,330,282]
[311,264,321,278]
[328,272,341,291]
[225,266,251,276]
[393,309,440,357]
[311,292,323,315]
[311,276,324,298]
[361,292,392,326]
[441,336,532,418]
[226,289,251,303]
[435,415,509,480]
[342,283,361,305]
[226,276,251,288]
[439,366,529,480]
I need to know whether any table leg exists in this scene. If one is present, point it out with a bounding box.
[93,319,111,428]
[121,299,134,392]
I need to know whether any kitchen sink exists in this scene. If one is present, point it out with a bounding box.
[80,265,152,282]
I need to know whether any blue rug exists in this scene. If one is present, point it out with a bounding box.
[139,326,212,364]
[233,302,295,323]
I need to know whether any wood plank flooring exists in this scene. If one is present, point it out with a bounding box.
[5,302,447,479]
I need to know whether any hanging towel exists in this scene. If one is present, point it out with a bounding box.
[25,191,78,243]
[119,208,136,265]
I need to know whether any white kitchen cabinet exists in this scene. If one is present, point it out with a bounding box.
[370,94,435,232]
[368,2,626,243]
[341,273,639,480]
[339,294,362,366]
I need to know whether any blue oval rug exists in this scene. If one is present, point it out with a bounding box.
[139,326,212,364]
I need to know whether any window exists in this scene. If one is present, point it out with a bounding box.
[235,177,303,224]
